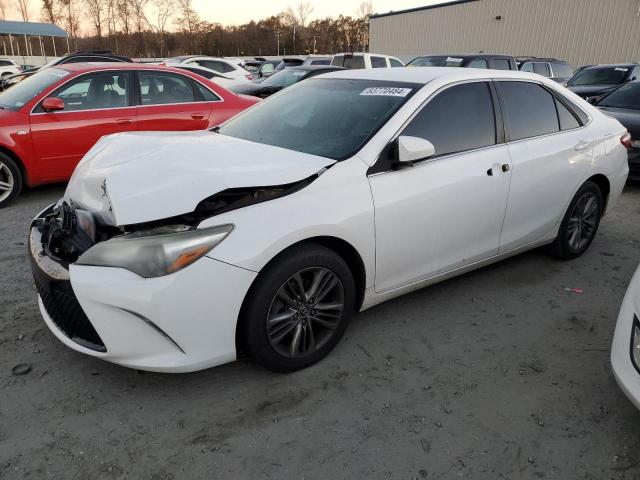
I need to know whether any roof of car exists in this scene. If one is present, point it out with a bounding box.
[320,66,547,84]
[54,62,204,73]
[583,63,638,69]
[288,65,345,72]
[415,53,514,59]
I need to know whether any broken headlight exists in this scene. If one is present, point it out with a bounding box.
[76,224,233,278]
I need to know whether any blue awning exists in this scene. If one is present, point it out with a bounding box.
[0,20,67,38]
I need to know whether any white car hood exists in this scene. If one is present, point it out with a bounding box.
[65,130,335,226]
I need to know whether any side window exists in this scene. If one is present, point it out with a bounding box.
[533,62,551,77]
[498,81,559,140]
[310,59,330,65]
[343,56,365,69]
[139,72,195,105]
[389,58,404,68]
[260,63,275,74]
[0,60,11,66]
[521,62,534,73]
[468,58,488,69]
[47,72,129,111]
[371,56,387,68]
[402,82,496,157]
[493,59,512,70]
[631,67,640,81]
[555,97,581,130]
[193,81,221,101]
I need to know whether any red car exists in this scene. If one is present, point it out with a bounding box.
[0,63,259,207]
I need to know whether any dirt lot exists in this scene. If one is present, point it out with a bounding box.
[1,183,640,479]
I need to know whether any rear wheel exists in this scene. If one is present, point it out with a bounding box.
[550,181,603,259]
[240,243,355,372]
[0,153,22,208]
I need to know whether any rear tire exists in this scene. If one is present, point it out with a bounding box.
[240,243,355,372]
[549,181,603,259]
[0,153,22,208]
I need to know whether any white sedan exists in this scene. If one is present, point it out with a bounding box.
[29,68,629,373]
[612,265,640,408]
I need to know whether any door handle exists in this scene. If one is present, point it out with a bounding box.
[191,113,205,120]
[116,119,133,126]
[574,141,591,151]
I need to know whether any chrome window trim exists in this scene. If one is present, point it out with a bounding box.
[29,67,224,115]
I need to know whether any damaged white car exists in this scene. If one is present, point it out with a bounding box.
[29,68,629,372]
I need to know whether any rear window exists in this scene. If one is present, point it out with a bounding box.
[533,63,551,77]
[598,82,640,110]
[371,56,387,68]
[407,56,464,67]
[493,59,512,70]
[551,62,573,79]
[331,55,366,69]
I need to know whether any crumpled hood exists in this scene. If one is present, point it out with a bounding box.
[65,130,336,226]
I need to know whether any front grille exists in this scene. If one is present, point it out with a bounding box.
[30,253,106,352]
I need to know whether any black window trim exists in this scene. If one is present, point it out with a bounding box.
[31,70,134,114]
[493,79,590,144]
[368,78,505,176]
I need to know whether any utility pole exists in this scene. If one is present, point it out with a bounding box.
[275,29,280,56]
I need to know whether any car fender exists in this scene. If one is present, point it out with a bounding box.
[199,157,376,289]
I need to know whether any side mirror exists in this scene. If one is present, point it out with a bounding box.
[42,97,64,112]
[397,135,436,165]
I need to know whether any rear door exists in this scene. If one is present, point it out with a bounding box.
[30,71,135,179]
[496,80,593,251]
[134,71,216,131]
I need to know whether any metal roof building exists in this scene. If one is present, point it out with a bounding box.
[0,20,68,58]
[369,0,640,67]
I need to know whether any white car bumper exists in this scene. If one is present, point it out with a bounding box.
[31,223,257,372]
[611,265,640,408]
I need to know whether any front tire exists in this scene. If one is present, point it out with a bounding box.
[0,153,22,208]
[240,243,355,372]
[550,181,603,259]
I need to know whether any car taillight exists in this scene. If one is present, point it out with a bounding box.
[621,132,632,149]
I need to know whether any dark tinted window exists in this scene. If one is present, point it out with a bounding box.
[598,82,640,110]
[309,59,330,65]
[499,81,559,140]
[468,58,488,69]
[343,56,365,69]
[493,59,512,70]
[407,56,463,67]
[195,60,235,73]
[555,98,580,130]
[402,82,496,157]
[389,58,404,68]
[0,60,12,66]
[371,56,387,68]
[194,81,220,101]
[179,66,216,79]
[568,66,629,86]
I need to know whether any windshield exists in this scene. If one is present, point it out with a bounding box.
[408,56,464,67]
[598,83,640,110]
[0,67,68,111]
[219,78,420,160]
[260,68,307,87]
[568,66,629,86]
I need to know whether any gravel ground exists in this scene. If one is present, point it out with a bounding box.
[1,183,640,480]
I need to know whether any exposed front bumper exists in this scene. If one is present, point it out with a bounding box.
[611,266,640,408]
[29,217,257,373]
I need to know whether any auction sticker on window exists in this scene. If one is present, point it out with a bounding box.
[360,87,412,97]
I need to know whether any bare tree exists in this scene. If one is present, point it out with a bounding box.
[41,0,61,23]
[0,0,8,19]
[176,0,199,53]
[128,0,148,55]
[150,0,175,57]
[296,1,313,27]
[60,0,80,49]
[15,0,31,21]
[83,0,105,40]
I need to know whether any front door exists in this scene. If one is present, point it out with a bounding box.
[30,71,134,180]
[369,81,512,293]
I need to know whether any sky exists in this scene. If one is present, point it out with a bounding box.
[2,0,444,28]
[190,1,442,25]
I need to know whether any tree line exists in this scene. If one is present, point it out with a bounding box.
[0,0,373,59]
